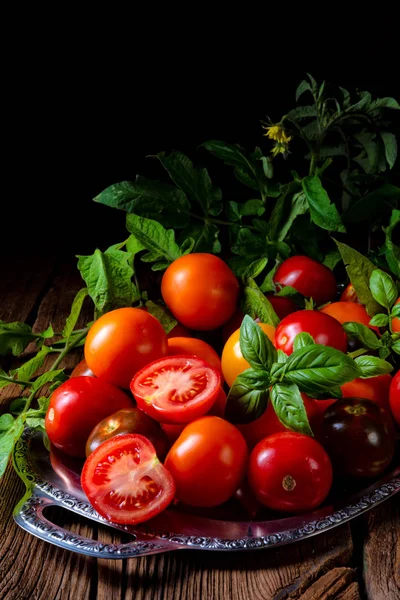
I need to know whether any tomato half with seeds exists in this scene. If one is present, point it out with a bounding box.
[167,336,222,376]
[81,434,175,524]
[274,310,347,355]
[130,355,221,424]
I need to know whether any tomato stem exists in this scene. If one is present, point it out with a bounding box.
[348,347,369,359]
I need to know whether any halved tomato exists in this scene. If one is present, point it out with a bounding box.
[130,355,221,424]
[81,434,175,524]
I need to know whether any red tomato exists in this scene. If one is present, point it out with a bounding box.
[320,302,380,333]
[70,359,95,378]
[161,253,239,330]
[85,408,169,459]
[392,298,400,333]
[221,323,276,387]
[45,377,133,457]
[340,282,361,303]
[165,416,248,507]
[389,370,400,426]
[248,432,333,512]
[130,355,221,424]
[274,310,347,355]
[341,374,392,411]
[274,256,337,306]
[167,336,222,376]
[265,294,297,320]
[81,434,175,524]
[85,308,168,389]
[167,323,192,338]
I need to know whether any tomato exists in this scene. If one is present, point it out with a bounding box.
[392,298,400,333]
[234,479,261,518]
[389,370,400,426]
[340,282,361,303]
[320,302,379,333]
[167,336,222,376]
[85,408,169,459]
[70,359,95,378]
[45,377,133,458]
[84,308,168,389]
[221,323,275,387]
[265,294,297,320]
[81,434,175,524]
[130,355,221,424]
[320,397,397,477]
[221,308,245,344]
[167,323,192,338]
[274,256,337,306]
[341,374,392,411]
[248,432,333,513]
[165,416,248,507]
[161,253,239,330]
[274,310,347,355]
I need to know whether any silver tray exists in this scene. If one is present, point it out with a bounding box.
[13,428,400,559]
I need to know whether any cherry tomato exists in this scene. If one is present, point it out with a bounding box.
[85,408,169,459]
[340,282,361,303]
[164,416,248,507]
[265,294,297,320]
[70,359,95,378]
[320,397,397,477]
[234,479,261,518]
[221,323,275,387]
[130,355,221,424]
[167,323,192,338]
[81,434,175,524]
[274,310,347,355]
[392,298,400,333]
[161,253,239,330]
[45,377,133,457]
[85,308,168,389]
[320,302,379,333]
[248,432,333,512]
[274,256,337,306]
[167,336,222,376]
[341,374,392,411]
[389,370,400,426]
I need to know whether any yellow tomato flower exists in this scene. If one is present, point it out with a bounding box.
[263,124,292,144]
[270,143,287,157]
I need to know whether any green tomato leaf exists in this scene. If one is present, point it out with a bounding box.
[242,283,280,327]
[380,132,397,170]
[285,105,318,121]
[242,258,269,282]
[16,346,51,383]
[225,368,270,424]
[0,369,20,389]
[259,263,279,294]
[9,398,27,415]
[0,321,39,357]
[145,301,177,335]
[239,315,277,371]
[126,234,146,256]
[369,97,400,110]
[62,288,88,340]
[383,209,400,279]
[369,314,390,327]
[32,369,66,393]
[240,199,266,217]
[295,80,313,101]
[302,176,346,233]
[344,184,400,224]
[354,355,393,378]
[277,192,309,242]
[342,322,381,350]
[369,269,398,310]
[0,414,15,431]
[276,286,299,297]
[323,250,342,271]
[0,415,24,478]
[126,214,182,264]
[293,332,315,351]
[270,383,313,436]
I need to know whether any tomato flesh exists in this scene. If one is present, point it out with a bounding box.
[131,355,221,424]
[81,434,175,524]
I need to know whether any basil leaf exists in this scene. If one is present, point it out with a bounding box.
[242,282,280,327]
[392,340,400,355]
[379,346,391,360]
[239,315,277,371]
[270,383,313,436]
[225,369,270,424]
[0,415,24,477]
[276,286,299,297]
[354,355,393,378]
[369,269,398,310]
[334,240,382,316]
[342,322,381,350]
[392,304,400,319]
[62,288,89,340]
[271,344,360,396]
[242,258,269,282]
[0,414,14,431]
[145,301,177,335]
[302,175,346,233]
[276,350,288,364]
[369,314,390,327]
[293,332,315,351]
[15,346,51,383]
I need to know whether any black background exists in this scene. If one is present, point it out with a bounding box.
[2,17,399,258]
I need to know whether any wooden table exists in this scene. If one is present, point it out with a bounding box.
[1,255,399,600]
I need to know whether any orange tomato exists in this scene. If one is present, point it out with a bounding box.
[320,302,379,333]
[167,336,222,376]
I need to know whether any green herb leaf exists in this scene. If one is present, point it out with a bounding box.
[369,97,400,110]
[354,355,393,378]
[277,192,309,242]
[382,209,400,278]
[0,369,20,389]
[0,321,39,357]
[32,370,66,393]
[344,185,400,224]
[270,383,313,435]
[178,221,221,254]
[62,288,88,340]
[145,301,177,335]
[126,214,182,265]
[225,369,270,424]
[369,269,398,310]
[276,286,299,297]
[201,141,260,193]
[285,106,318,121]
[295,80,313,101]
[380,132,397,170]
[342,322,381,350]
[392,340,400,355]
[293,333,315,351]
[242,283,280,327]
[391,304,400,319]
[126,234,146,256]
[259,263,279,294]
[242,258,269,282]
[9,398,27,415]
[369,314,390,327]
[0,415,24,477]
[16,345,51,383]
[302,176,346,233]
[277,350,288,363]
[239,315,277,371]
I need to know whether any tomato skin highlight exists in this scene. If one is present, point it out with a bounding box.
[274,256,337,306]
[81,434,175,524]
[167,336,222,376]
[165,416,248,507]
[389,370,400,426]
[84,308,168,389]
[320,301,380,333]
[340,282,361,303]
[341,374,392,412]
[221,323,275,387]
[274,310,347,355]
[130,355,221,424]
[161,253,239,330]
[248,432,333,513]
[45,377,133,458]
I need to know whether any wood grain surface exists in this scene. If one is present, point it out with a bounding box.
[0,255,399,600]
